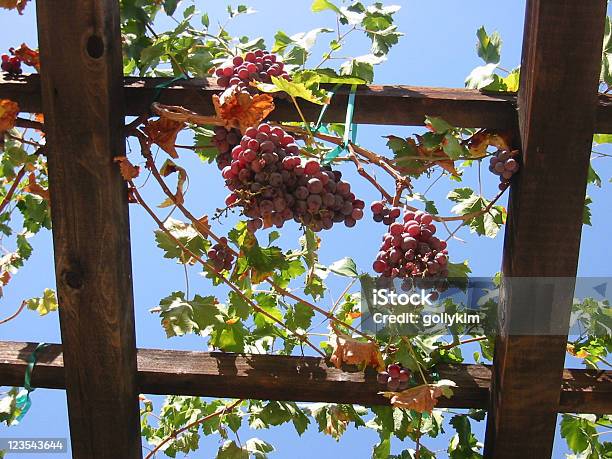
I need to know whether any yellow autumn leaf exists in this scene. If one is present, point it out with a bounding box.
[467,130,512,158]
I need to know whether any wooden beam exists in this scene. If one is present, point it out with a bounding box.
[1,342,610,414]
[5,74,612,132]
[35,2,141,458]
[1,74,517,128]
[484,1,607,458]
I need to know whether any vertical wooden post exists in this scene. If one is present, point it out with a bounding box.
[36,1,141,457]
[483,1,606,457]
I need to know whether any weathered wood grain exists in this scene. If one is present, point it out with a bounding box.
[484,1,608,458]
[35,1,141,457]
[4,74,612,131]
[1,342,610,413]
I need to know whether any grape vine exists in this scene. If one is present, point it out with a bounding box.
[1,2,610,459]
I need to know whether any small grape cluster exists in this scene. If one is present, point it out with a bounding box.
[370,200,401,225]
[489,150,520,190]
[207,237,235,272]
[372,210,449,280]
[212,126,241,170]
[214,50,290,90]
[377,363,411,391]
[221,123,364,233]
[1,53,22,75]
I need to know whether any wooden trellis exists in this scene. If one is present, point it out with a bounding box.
[0,1,611,458]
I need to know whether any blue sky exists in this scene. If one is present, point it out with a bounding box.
[2,0,611,457]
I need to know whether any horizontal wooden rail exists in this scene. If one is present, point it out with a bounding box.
[2,74,516,128]
[0,341,609,413]
[4,74,612,132]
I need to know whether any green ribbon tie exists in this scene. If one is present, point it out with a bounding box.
[153,74,189,102]
[15,342,49,422]
[322,84,358,165]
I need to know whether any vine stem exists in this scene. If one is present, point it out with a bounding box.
[133,131,376,343]
[415,414,423,459]
[439,336,486,350]
[143,22,189,78]
[0,300,27,325]
[129,182,325,358]
[143,399,243,459]
[281,125,412,191]
[0,166,27,215]
[147,105,506,221]
[6,133,42,148]
[346,144,393,201]
[281,125,508,222]
[402,336,428,385]
[15,117,44,131]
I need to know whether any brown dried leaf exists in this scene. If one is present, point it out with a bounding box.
[113,156,141,181]
[143,117,185,159]
[158,159,186,207]
[329,332,385,371]
[0,99,19,133]
[467,130,512,158]
[0,270,11,286]
[0,0,29,13]
[23,172,49,201]
[380,380,456,414]
[34,113,45,136]
[213,85,275,131]
[193,214,210,236]
[11,43,39,71]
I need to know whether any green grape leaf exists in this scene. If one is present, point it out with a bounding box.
[306,403,367,440]
[327,257,359,277]
[587,163,602,187]
[465,63,497,89]
[425,116,453,134]
[361,4,403,56]
[216,440,249,459]
[448,188,505,237]
[300,68,367,85]
[311,0,341,14]
[153,291,223,338]
[584,195,593,226]
[476,26,502,64]
[560,414,597,454]
[155,218,210,264]
[340,54,385,83]
[245,438,274,459]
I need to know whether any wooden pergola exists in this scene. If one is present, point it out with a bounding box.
[1,1,611,457]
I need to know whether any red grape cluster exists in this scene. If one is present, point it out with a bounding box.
[221,123,364,233]
[370,200,401,225]
[207,237,234,272]
[212,126,241,170]
[377,363,411,391]
[214,50,290,90]
[1,54,22,75]
[372,210,449,280]
[489,149,519,190]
